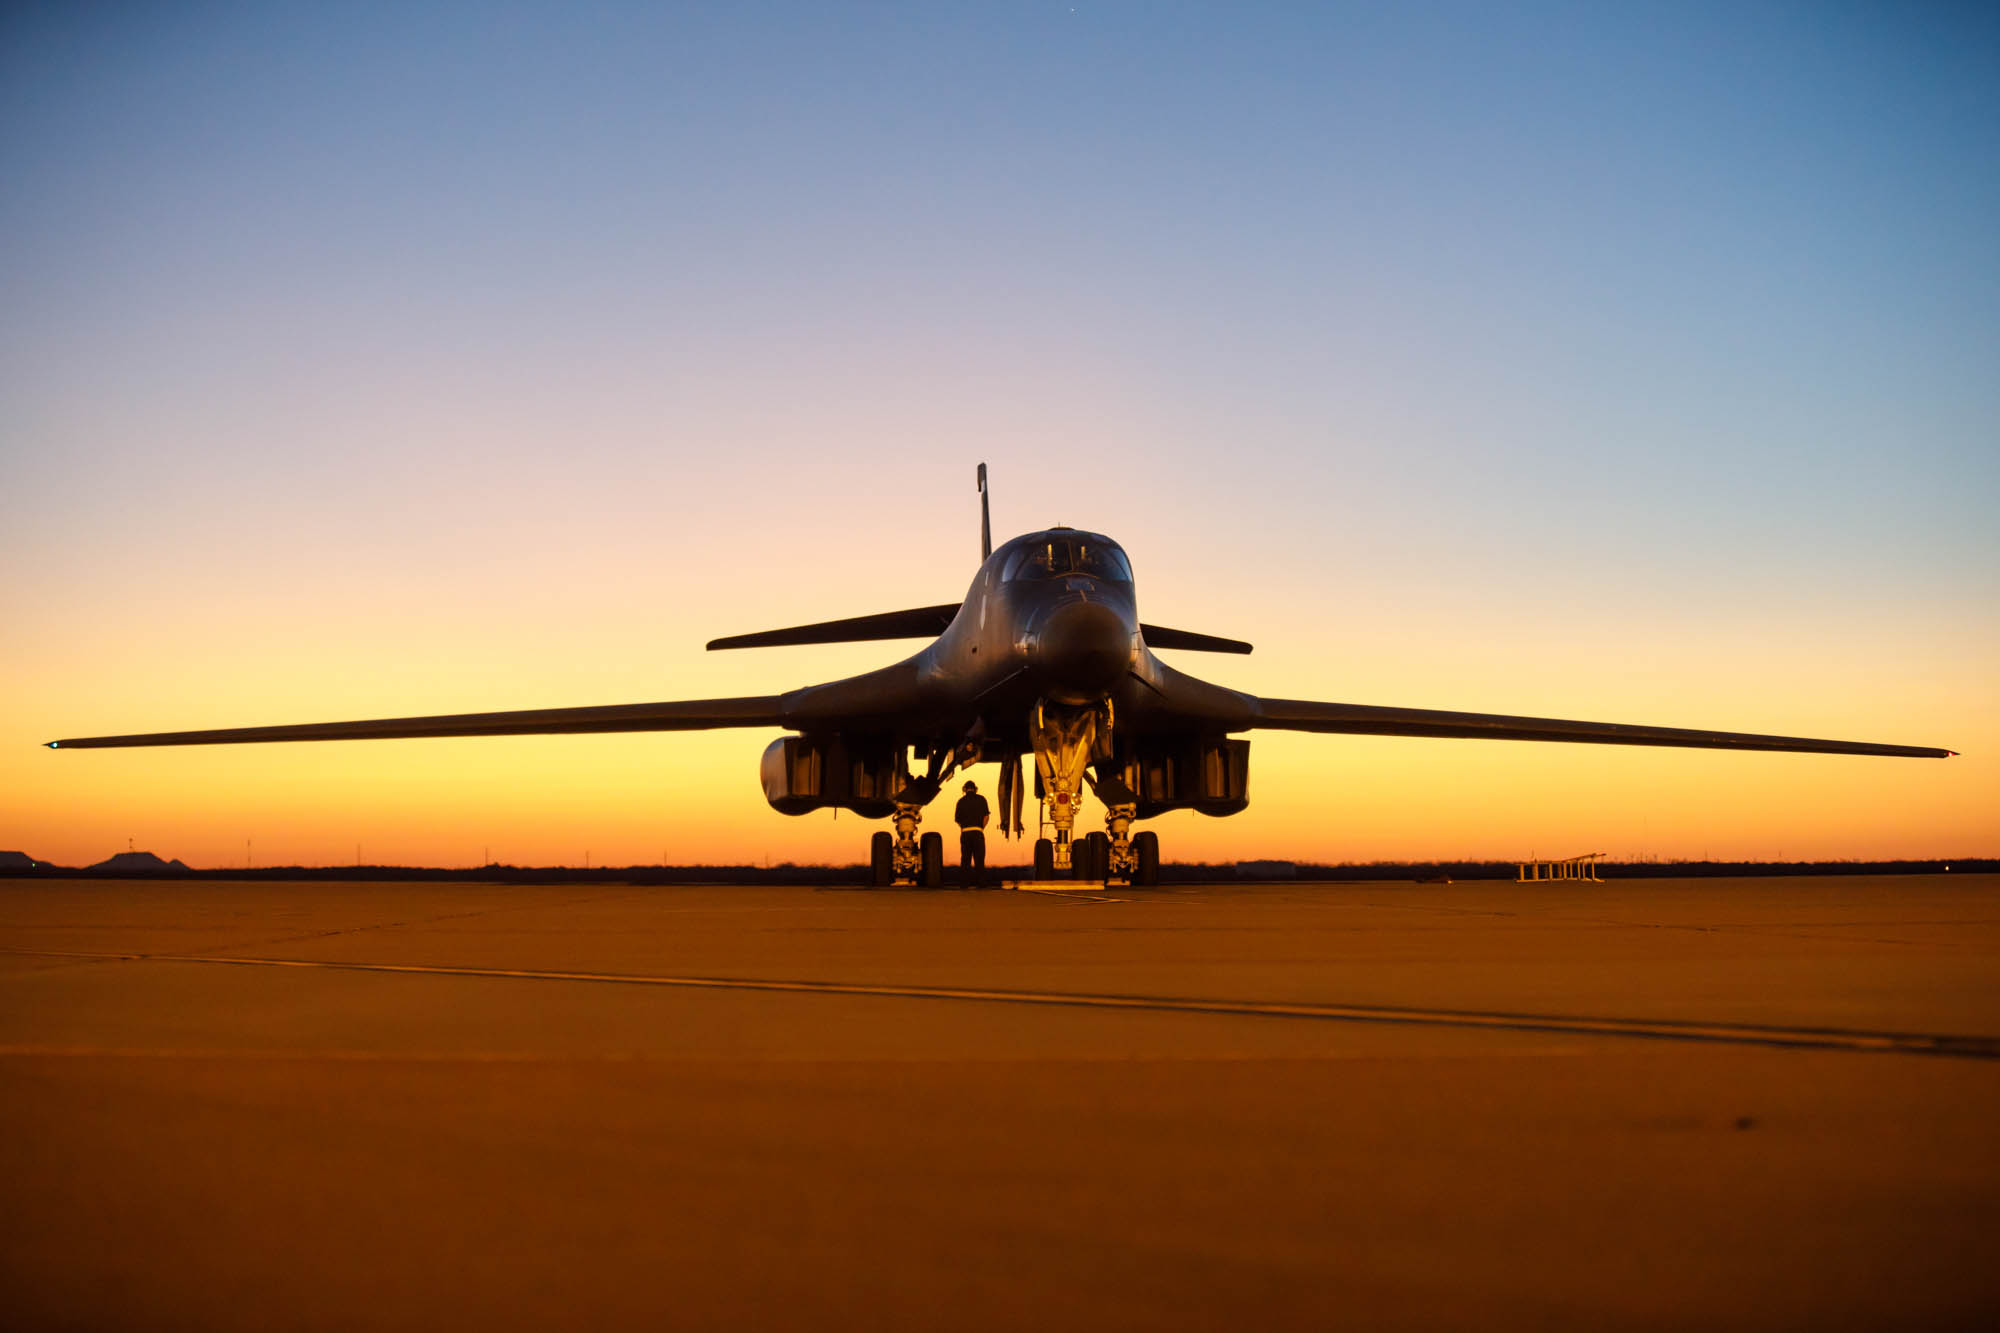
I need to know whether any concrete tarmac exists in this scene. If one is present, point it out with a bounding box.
[3,874,1997,1330]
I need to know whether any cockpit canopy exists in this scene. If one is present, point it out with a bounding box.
[1000,533,1133,584]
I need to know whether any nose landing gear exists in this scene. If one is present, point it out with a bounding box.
[1030,700,1106,877]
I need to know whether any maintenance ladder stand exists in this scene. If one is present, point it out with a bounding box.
[1517,852,1606,882]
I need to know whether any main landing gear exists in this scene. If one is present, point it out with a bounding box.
[870,795,943,888]
[870,745,979,888]
[1080,794,1158,886]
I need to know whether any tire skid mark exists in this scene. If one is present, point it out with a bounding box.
[5,946,1997,1060]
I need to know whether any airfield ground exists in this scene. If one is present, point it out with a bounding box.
[3,875,1997,1330]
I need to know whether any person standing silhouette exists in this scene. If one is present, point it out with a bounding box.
[954,780,990,887]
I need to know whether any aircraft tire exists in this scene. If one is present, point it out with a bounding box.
[919,831,943,888]
[869,831,893,887]
[1079,832,1109,881]
[1133,830,1160,886]
[1033,838,1054,880]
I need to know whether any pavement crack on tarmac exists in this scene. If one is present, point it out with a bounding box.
[5,947,1996,1061]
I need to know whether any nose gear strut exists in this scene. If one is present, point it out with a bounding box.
[1029,699,1112,875]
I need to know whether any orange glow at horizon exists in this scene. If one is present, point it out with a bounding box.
[8,510,1991,870]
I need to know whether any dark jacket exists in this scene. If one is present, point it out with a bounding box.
[953,793,990,829]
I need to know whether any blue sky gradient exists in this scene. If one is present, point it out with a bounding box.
[4,3,1994,864]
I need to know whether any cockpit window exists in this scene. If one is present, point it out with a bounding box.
[1002,539,1132,583]
[1000,546,1046,582]
[1073,542,1132,582]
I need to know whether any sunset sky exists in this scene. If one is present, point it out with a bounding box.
[4,3,1994,868]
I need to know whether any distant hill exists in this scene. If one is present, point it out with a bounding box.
[0,850,50,870]
[85,851,190,874]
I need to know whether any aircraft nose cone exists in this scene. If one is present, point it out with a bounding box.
[1034,599,1131,701]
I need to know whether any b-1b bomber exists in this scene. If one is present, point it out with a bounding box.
[48,465,1953,885]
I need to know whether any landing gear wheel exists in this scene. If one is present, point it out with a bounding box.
[1078,832,1109,882]
[919,831,944,888]
[869,831,894,887]
[1033,838,1055,880]
[1132,830,1160,886]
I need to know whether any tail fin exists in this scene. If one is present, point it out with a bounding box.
[978,462,992,560]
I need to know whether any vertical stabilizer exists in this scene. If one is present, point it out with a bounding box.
[978,462,992,560]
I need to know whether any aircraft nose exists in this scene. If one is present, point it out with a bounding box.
[1032,598,1131,700]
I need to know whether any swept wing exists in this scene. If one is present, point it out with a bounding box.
[47,697,786,749]
[1249,697,1952,759]
[708,605,959,651]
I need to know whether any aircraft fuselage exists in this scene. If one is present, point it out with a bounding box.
[780,527,1249,756]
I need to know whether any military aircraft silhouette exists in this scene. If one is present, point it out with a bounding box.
[49,464,1953,885]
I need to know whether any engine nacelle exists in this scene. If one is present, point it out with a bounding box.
[1114,737,1249,818]
[760,735,903,818]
